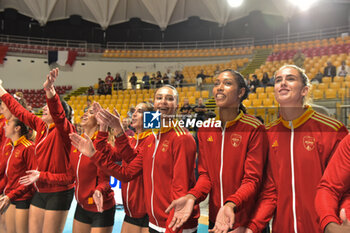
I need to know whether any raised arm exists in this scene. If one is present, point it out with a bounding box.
[69,132,142,182]
[0,84,43,132]
[44,68,75,143]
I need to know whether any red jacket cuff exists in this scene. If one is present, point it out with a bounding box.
[6,193,15,201]
[225,195,241,208]
[246,222,259,233]
[320,215,341,232]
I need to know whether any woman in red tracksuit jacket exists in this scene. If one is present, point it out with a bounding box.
[245,65,348,233]
[165,69,268,233]
[0,97,28,233]
[315,134,350,233]
[0,117,37,233]
[70,85,200,233]
[0,68,75,233]
[70,105,115,233]
[94,102,153,233]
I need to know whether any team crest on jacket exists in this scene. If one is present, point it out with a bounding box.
[162,140,169,152]
[230,134,242,147]
[303,136,315,151]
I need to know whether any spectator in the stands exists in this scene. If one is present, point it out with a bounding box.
[261,72,270,87]
[337,60,349,77]
[156,71,162,88]
[103,83,111,95]
[129,72,138,90]
[121,117,134,137]
[193,98,207,131]
[250,74,261,93]
[178,70,185,87]
[151,73,156,89]
[105,72,114,87]
[311,71,323,84]
[196,69,209,90]
[97,82,105,95]
[180,98,192,119]
[98,78,105,88]
[84,99,92,113]
[163,73,170,85]
[142,72,150,89]
[87,86,94,96]
[113,73,123,90]
[323,61,336,79]
[127,105,135,118]
[293,49,305,68]
[166,69,174,85]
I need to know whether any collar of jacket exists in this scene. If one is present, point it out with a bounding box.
[12,135,27,147]
[134,129,152,140]
[223,110,244,128]
[81,131,98,141]
[280,105,314,129]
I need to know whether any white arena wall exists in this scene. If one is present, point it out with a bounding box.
[0,55,231,89]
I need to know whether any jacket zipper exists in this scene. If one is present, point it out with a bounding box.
[126,137,140,217]
[3,145,14,195]
[75,153,82,207]
[150,131,161,226]
[220,123,226,207]
[289,121,298,233]
[33,125,50,192]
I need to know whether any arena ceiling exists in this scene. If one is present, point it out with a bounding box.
[0,0,347,31]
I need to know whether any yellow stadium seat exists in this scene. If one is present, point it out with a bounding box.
[329,82,341,90]
[333,76,344,83]
[325,89,337,99]
[313,89,324,99]
[256,87,265,93]
[322,77,332,84]
[317,83,328,90]
[189,96,196,105]
[258,93,267,99]
[265,86,274,93]
[252,99,262,107]
[201,91,209,99]
[249,93,257,100]
[194,91,201,98]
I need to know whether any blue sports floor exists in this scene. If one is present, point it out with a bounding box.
[63,199,209,233]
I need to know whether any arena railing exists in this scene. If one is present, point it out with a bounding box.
[254,25,350,46]
[105,37,254,50]
[1,24,349,52]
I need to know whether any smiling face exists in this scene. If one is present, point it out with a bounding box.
[274,66,309,107]
[80,106,97,129]
[213,71,244,109]
[131,103,147,131]
[41,105,54,124]
[154,86,178,116]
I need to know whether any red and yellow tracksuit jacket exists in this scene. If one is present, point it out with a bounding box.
[1,93,75,193]
[247,106,348,233]
[0,136,37,201]
[315,134,350,231]
[91,125,199,232]
[0,115,10,180]
[70,132,115,212]
[94,130,151,218]
[187,112,268,228]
